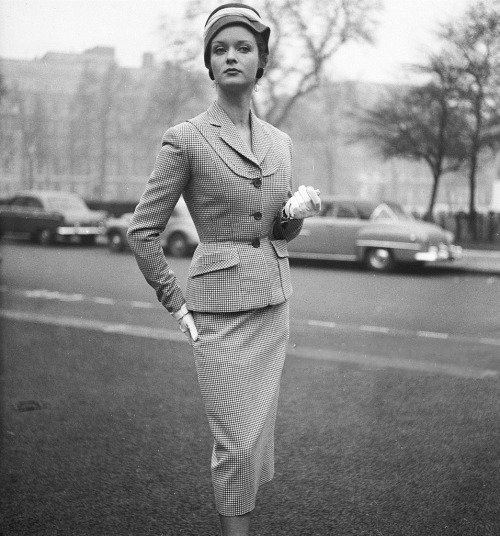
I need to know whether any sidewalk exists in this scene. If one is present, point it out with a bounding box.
[455,248,500,274]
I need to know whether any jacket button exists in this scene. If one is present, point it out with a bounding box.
[253,211,262,220]
[251,238,260,248]
[252,178,262,188]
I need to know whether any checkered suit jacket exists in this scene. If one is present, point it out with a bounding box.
[128,101,303,314]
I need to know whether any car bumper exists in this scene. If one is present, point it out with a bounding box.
[414,245,463,262]
[56,226,105,236]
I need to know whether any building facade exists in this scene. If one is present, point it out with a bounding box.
[0,47,496,212]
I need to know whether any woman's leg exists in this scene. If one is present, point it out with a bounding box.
[219,512,252,536]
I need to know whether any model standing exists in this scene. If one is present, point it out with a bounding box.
[128,4,321,535]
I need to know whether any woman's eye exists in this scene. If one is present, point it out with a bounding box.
[214,47,226,55]
[239,46,250,53]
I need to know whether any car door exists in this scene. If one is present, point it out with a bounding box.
[1,196,31,233]
[289,202,338,255]
[330,201,365,257]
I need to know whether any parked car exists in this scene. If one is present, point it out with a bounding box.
[0,190,107,245]
[106,197,199,256]
[287,196,462,271]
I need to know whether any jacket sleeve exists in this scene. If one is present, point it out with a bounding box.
[127,126,191,313]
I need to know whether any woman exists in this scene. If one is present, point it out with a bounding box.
[127,4,321,535]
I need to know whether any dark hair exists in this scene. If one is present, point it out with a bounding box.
[254,30,269,69]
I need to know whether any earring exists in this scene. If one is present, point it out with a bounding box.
[254,83,259,92]
[256,68,264,79]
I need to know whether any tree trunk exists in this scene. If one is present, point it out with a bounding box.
[425,171,441,222]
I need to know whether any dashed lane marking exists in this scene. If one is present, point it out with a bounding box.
[3,285,500,349]
[2,309,497,380]
[297,318,500,349]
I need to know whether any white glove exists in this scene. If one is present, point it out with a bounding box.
[284,185,321,219]
[172,305,198,342]
[179,312,198,342]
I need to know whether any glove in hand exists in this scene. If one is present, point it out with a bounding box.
[178,312,198,342]
[284,185,321,219]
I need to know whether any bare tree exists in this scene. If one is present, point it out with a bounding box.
[8,85,48,189]
[161,0,381,127]
[352,74,468,219]
[437,0,500,234]
[0,74,7,106]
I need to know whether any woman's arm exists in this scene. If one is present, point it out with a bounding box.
[127,126,191,314]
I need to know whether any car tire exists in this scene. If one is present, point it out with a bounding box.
[166,232,189,257]
[37,228,54,246]
[364,247,395,272]
[108,231,126,252]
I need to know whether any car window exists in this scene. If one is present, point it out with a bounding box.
[335,203,358,219]
[320,203,335,217]
[45,195,87,211]
[371,204,396,221]
[25,198,44,209]
[10,196,29,207]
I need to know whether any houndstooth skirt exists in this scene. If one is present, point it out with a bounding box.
[192,300,289,516]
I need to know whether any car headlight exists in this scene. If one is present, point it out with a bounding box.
[444,231,455,244]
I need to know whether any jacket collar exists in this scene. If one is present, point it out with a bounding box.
[187,101,281,178]
[211,101,274,166]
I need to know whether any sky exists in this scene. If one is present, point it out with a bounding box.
[0,0,477,83]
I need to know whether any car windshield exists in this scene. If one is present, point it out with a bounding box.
[371,202,414,221]
[45,195,88,211]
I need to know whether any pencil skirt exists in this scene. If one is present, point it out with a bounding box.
[192,300,289,516]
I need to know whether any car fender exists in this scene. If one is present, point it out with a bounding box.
[355,222,423,261]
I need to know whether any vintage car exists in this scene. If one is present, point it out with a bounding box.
[287,196,462,271]
[106,197,199,256]
[0,189,106,245]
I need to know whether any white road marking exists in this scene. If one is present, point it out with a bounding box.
[360,325,391,334]
[130,301,155,309]
[92,297,116,305]
[1,309,185,342]
[2,309,497,380]
[292,318,500,348]
[308,320,336,328]
[3,286,500,349]
[417,331,450,340]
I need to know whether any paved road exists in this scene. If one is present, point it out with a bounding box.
[1,242,500,535]
[2,242,499,379]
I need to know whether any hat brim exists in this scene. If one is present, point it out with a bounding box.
[204,15,270,68]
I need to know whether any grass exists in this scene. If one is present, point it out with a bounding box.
[2,320,500,535]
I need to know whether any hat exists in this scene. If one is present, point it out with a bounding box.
[203,3,270,68]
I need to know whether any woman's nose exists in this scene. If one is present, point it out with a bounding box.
[226,47,237,62]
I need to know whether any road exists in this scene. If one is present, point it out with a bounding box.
[2,241,500,379]
[2,241,500,535]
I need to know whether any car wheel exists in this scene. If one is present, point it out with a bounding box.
[108,231,126,252]
[38,228,54,246]
[167,232,189,257]
[364,248,394,272]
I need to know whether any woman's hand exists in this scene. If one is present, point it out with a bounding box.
[178,312,198,342]
[284,185,321,219]
[173,305,199,342]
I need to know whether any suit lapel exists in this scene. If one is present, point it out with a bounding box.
[188,101,284,178]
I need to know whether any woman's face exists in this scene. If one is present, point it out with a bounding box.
[209,25,260,92]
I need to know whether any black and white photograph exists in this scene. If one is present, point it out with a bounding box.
[1,1,500,535]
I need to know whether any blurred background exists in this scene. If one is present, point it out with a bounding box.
[1,0,500,242]
[2,4,500,535]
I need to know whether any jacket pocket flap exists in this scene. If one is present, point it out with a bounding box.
[271,239,289,258]
[189,249,240,277]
